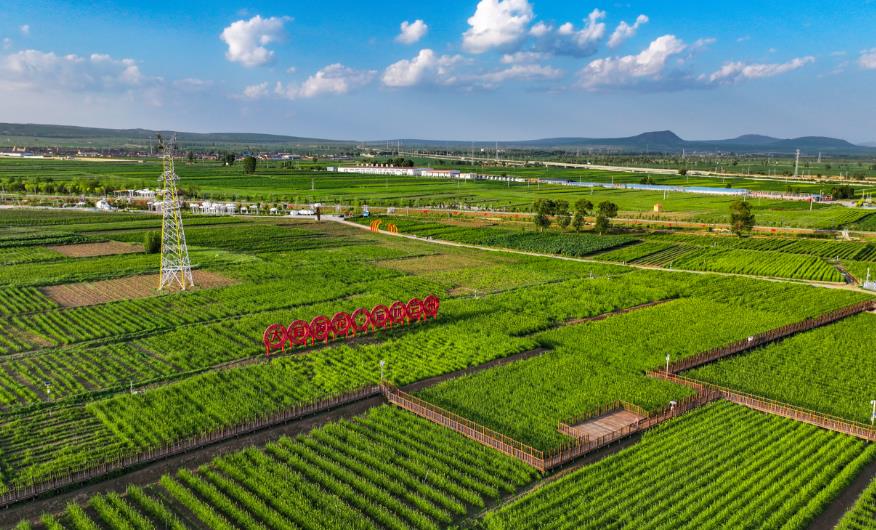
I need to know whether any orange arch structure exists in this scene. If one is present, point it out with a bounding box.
[370,220,382,232]
[387,223,399,234]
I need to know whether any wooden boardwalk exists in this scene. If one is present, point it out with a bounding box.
[567,410,644,441]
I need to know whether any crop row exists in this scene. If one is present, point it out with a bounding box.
[355,216,636,257]
[837,475,876,529]
[26,406,538,530]
[484,401,876,529]
[0,287,57,318]
[417,294,811,450]
[687,312,876,424]
[0,247,62,266]
[673,248,843,282]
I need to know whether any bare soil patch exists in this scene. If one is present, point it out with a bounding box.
[379,253,497,273]
[41,271,235,307]
[48,241,143,258]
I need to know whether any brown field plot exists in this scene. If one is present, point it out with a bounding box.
[48,241,143,258]
[378,252,502,273]
[41,270,235,307]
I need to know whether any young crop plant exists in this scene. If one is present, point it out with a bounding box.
[687,312,876,423]
[484,402,876,530]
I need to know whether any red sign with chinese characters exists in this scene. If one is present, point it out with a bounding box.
[262,295,440,357]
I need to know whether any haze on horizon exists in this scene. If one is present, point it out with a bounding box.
[0,0,874,143]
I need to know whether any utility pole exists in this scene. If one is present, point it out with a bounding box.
[794,149,800,178]
[157,134,194,291]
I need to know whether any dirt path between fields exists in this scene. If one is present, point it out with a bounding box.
[808,457,876,530]
[331,218,869,293]
[0,344,557,525]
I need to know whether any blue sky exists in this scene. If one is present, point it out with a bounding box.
[1,0,875,142]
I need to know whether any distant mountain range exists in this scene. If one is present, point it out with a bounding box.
[1,122,874,155]
[380,130,876,155]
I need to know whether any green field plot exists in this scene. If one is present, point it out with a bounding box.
[687,312,876,424]
[672,248,843,282]
[483,401,876,530]
[27,407,538,530]
[416,280,866,450]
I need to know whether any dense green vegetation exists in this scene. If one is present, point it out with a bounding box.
[22,407,537,529]
[838,476,876,530]
[417,281,866,450]
[687,313,876,423]
[483,402,876,529]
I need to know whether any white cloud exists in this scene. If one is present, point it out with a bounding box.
[396,19,429,44]
[382,49,463,87]
[19,25,30,36]
[462,0,534,54]
[220,15,289,67]
[174,77,213,91]
[479,64,562,85]
[859,48,876,70]
[0,49,150,92]
[2,38,11,50]
[704,56,815,84]
[272,63,375,99]
[533,8,606,57]
[240,82,270,99]
[607,14,648,48]
[500,51,546,64]
[578,34,687,89]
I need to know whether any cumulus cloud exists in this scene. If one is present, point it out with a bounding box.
[500,51,546,64]
[220,15,289,67]
[396,19,429,44]
[703,56,815,84]
[271,63,375,99]
[859,48,876,70]
[607,14,648,48]
[240,82,270,99]
[382,49,463,87]
[19,25,30,36]
[578,34,687,89]
[462,0,534,54]
[479,64,562,86]
[533,8,607,57]
[0,49,150,92]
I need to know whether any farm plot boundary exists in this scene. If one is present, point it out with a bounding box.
[40,270,236,307]
[0,385,380,509]
[654,372,876,442]
[382,384,719,472]
[47,241,143,258]
[666,299,876,374]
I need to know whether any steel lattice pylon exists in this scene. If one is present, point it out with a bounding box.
[157,135,194,291]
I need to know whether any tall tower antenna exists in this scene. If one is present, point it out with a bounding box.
[157,134,194,291]
[794,149,800,178]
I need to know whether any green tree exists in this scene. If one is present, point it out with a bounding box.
[532,200,551,231]
[186,151,194,164]
[572,198,593,232]
[555,200,571,230]
[729,200,755,237]
[223,152,236,166]
[594,201,618,234]
[242,156,257,174]
[144,232,161,254]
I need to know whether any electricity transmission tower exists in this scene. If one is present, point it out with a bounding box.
[157,134,194,291]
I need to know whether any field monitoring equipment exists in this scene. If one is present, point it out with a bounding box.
[157,134,194,291]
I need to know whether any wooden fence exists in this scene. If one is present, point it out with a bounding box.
[653,372,876,442]
[381,384,546,470]
[544,390,721,470]
[383,384,718,472]
[0,385,381,509]
[665,300,875,374]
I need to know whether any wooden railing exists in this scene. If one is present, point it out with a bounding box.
[381,384,546,470]
[653,372,876,442]
[666,300,875,374]
[0,385,381,508]
[384,384,719,472]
